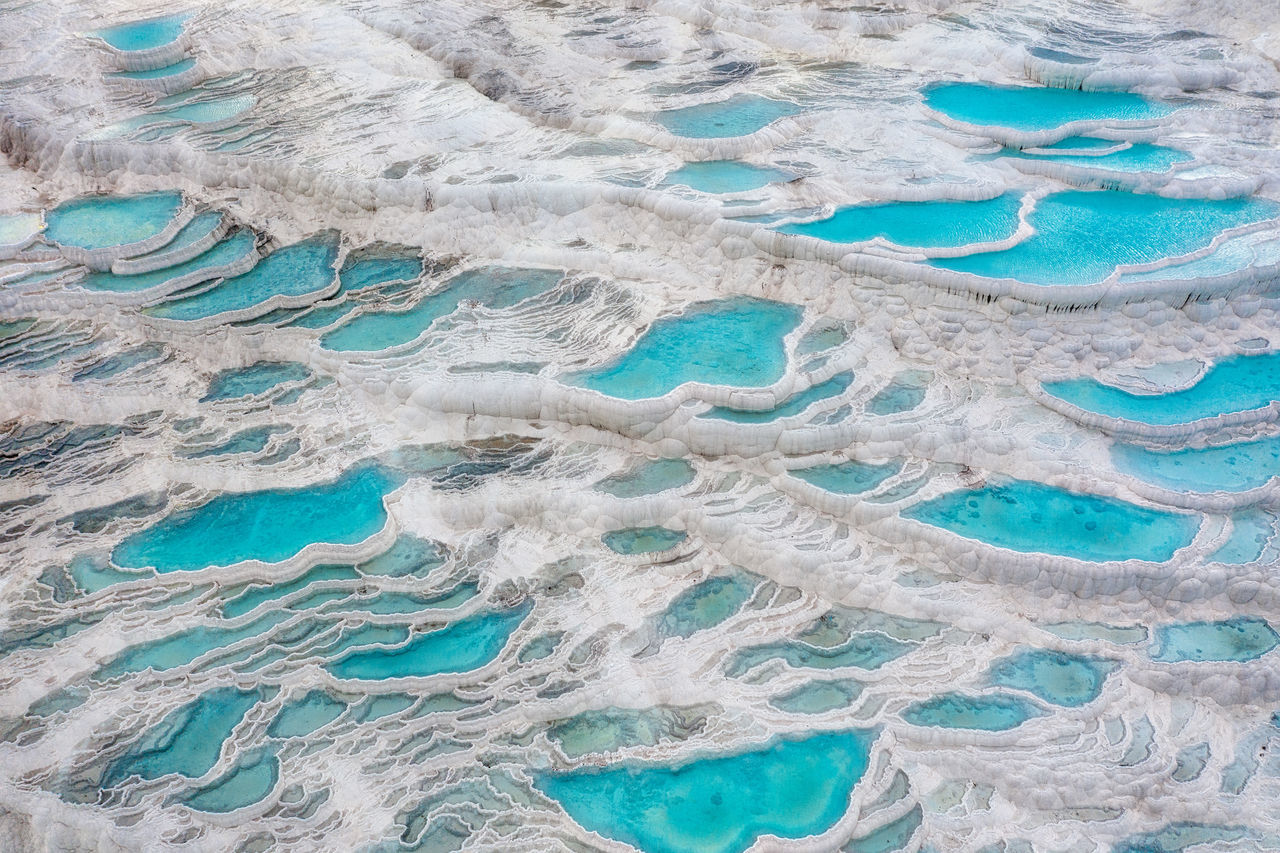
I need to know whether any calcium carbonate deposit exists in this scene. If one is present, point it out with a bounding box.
[2,0,1280,851]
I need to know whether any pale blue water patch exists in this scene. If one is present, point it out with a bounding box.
[700,372,852,424]
[79,229,256,294]
[902,693,1043,731]
[1150,618,1280,663]
[94,96,256,139]
[96,610,293,680]
[148,234,339,321]
[1041,620,1147,644]
[183,746,279,813]
[1112,435,1280,492]
[728,632,914,677]
[867,370,931,416]
[325,584,478,616]
[267,690,347,738]
[105,687,263,785]
[201,361,310,402]
[602,526,688,555]
[549,707,703,759]
[657,573,757,640]
[45,192,183,251]
[222,564,361,620]
[792,459,902,495]
[327,602,532,680]
[320,266,560,352]
[1044,352,1280,425]
[796,324,847,356]
[1008,139,1193,173]
[337,253,423,294]
[1211,511,1273,564]
[654,94,801,139]
[536,730,872,853]
[664,161,793,193]
[182,426,288,458]
[929,192,1278,286]
[771,679,863,714]
[988,649,1116,707]
[72,344,166,381]
[133,210,223,256]
[95,14,188,51]
[595,458,696,498]
[922,82,1175,131]
[519,633,563,663]
[353,694,417,723]
[357,534,448,578]
[1028,46,1098,65]
[68,554,152,594]
[777,194,1022,248]
[572,297,802,400]
[903,478,1199,562]
[845,804,923,853]
[107,59,197,81]
[112,464,402,572]
[1113,822,1253,853]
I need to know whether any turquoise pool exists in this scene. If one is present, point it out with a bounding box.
[654,95,801,139]
[778,194,1022,248]
[923,82,1174,131]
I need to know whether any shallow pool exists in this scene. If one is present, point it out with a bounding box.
[1112,435,1280,492]
[701,372,852,424]
[595,458,696,498]
[657,574,757,640]
[201,361,311,401]
[602,526,688,555]
[1150,618,1279,663]
[45,192,183,251]
[923,82,1174,131]
[902,693,1043,730]
[988,648,1115,706]
[1007,138,1193,174]
[664,161,793,193]
[94,14,188,52]
[81,229,255,294]
[654,94,801,139]
[778,194,1022,248]
[791,459,902,495]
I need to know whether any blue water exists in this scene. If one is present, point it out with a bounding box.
[903,478,1199,562]
[1008,138,1193,174]
[112,464,401,572]
[930,192,1278,285]
[700,372,852,423]
[267,691,347,738]
[97,96,256,140]
[108,59,197,81]
[320,266,559,351]
[95,14,188,51]
[727,632,914,677]
[988,649,1116,707]
[657,574,757,640]
[572,297,802,400]
[602,526,688,555]
[791,459,902,495]
[148,234,339,321]
[902,693,1043,731]
[866,370,931,415]
[1150,618,1280,663]
[327,603,531,680]
[1044,353,1280,425]
[847,804,923,853]
[45,192,183,250]
[922,82,1174,131]
[96,610,293,680]
[182,425,288,458]
[595,459,696,498]
[770,679,863,714]
[665,161,793,193]
[1211,511,1273,564]
[80,230,256,294]
[183,746,279,813]
[222,564,361,619]
[654,95,802,138]
[1112,435,1280,492]
[357,534,448,578]
[201,361,310,401]
[536,730,872,853]
[777,195,1022,248]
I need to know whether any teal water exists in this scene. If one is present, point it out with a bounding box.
[320,267,561,352]
[1008,139,1192,173]
[792,459,902,495]
[700,372,853,423]
[112,465,401,572]
[357,534,448,578]
[222,564,361,619]
[549,707,694,759]
[80,230,256,294]
[45,192,182,251]
[1113,823,1252,853]
[74,344,166,382]
[770,679,863,714]
[602,526,688,555]
[922,82,1174,131]
[1211,511,1273,564]
[536,730,872,853]
[108,59,197,81]
[1150,618,1280,663]
[96,96,256,139]
[595,458,696,498]
[148,234,339,321]
[657,574,757,640]
[106,687,263,784]
[133,210,224,257]
[988,649,1116,707]
[903,479,1199,562]
[902,693,1043,731]
[183,747,279,813]
[267,691,347,738]
[1044,353,1280,425]
[181,426,288,458]
[201,361,310,401]
[573,297,802,400]
[1113,435,1280,492]
[728,632,914,677]
[930,191,1278,285]
[845,805,923,853]
[796,325,847,356]
[95,15,188,51]
[353,694,417,723]
[866,370,931,415]
[1041,621,1147,644]
[96,610,293,680]
[665,161,793,193]
[654,95,802,138]
[778,195,1022,248]
[327,603,531,680]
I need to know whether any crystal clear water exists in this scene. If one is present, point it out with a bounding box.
[1007,138,1193,173]
[904,478,1199,562]
[45,192,183,251]
[595,458,696,498]
[700,371,852,423]
[664,161,794,193]
[930,191,1278,285]
[572,297,802,400]
[1149,618,1280,663]
[654,94,802,138]
[267,691,347,738]
[1044,353,1280,425]
[657,573,757,640]
[769,678,863,714]
[1112,435,1280,492]
[1210,511,1273,564]
[791,459,902,495]
[846,804,923,853]
[108,59,198,81]
[602,526,688,555]
[866,370,931,415]
[902,693,1043,731]
[536,730,872,853]
[320,267,560,352]
[201,361,311,401]
[148,234,339,321]
[183,747,279,813]
[222,564,362,619]
[80,230,256,293]
[727,631,914,677]
[922,82,1175,131]
[112,464,401,571]
[94,96,257,140]
[777,194,1022,248]
[94,15,188,51]
[988,649,1116,707]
